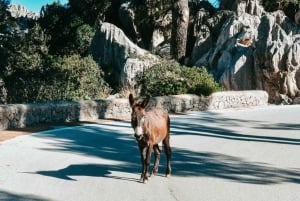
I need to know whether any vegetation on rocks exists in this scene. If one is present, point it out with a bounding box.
[139,60,221,97]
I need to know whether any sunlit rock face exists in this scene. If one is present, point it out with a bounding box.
[8,4,39,19]
[90,22,158,89]
[190,0,300,104]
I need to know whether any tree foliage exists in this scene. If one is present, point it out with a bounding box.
[41,54,111,102]
[4,53,111,103]
[2,23,50,103]
[68,0,111,27]
[0,0,16,70]
[0,0,16,32]
[1,1,112,103]
[261,0,300,21]
[38,0,112,56]
[261,0,300,11]
[39,2,94,56]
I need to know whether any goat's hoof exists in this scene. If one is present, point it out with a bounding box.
[139,177,144,183]
[142,177,148,184]
[150,172,156,178]
[140,176,148,183]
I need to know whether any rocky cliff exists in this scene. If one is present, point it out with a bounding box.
[101,0,300,104]
[190,0,300,104]
[8,4,39,19]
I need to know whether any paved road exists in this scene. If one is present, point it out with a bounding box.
[0,105,300,201]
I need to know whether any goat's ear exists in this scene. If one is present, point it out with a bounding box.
[141,95,150,108]
[129,94,134,107]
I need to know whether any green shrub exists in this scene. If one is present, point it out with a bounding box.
[138,60,221,97]
[181,66,222,96]
[5,54,111,103]
[36,54,112,102]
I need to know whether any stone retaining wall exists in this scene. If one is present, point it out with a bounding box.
[0,90,268,130]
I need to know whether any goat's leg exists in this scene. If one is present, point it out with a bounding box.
[142,144,153,183]
[139,145,148,183]
[151,144,161,177]
[163,137,172,177]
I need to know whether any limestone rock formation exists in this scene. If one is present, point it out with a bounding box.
[254,11,300,103]
[90,22,158,89]
[8,4,39,19]
[192,11,260,90]
[101,0,300,103]
[190,10,234,66]
[191,0,300,104]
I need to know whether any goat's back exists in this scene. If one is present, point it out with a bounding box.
[145,108,170,144]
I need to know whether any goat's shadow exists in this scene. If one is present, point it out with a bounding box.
[32,121,142,182]
[36,163,139,182]
[32,114,300,185]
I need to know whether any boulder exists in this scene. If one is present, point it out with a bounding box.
[122,57,157,87]
[90,22,158,89]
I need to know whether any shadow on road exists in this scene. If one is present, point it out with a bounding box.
[172,112,300,145]
[172,148,300,184]
[36,164,139,182]
[32,112,300,185]
[0,190,50,201]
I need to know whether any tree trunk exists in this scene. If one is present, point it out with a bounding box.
[171,0,189,63]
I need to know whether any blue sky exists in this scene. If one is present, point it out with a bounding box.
[10,0,68,13]
[10,0,219,13]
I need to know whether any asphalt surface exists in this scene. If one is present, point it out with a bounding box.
[0,105,300,201]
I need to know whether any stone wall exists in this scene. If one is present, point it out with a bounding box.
[0,90,268,130]
[208,90,269,109]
